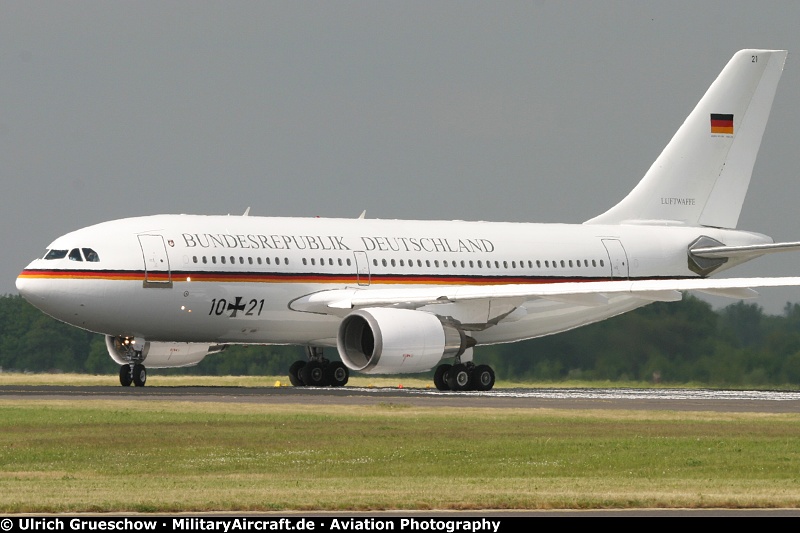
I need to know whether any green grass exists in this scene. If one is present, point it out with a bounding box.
[0,399,799,512]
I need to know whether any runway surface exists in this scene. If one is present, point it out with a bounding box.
[2,384,799,413]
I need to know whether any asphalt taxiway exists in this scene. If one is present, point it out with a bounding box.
[1,384,799,413]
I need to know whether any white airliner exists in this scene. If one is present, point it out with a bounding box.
[15,49,800,391]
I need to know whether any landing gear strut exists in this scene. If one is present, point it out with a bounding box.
[288,347,349,388]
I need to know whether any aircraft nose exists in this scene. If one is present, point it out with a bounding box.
[16,272,39,302]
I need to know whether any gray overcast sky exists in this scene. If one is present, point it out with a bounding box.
[3,1,800,314]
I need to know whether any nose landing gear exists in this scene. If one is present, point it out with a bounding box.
[113,336,148,387]
[119,363,147,387]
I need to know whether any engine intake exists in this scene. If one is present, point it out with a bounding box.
[337,308,470,374]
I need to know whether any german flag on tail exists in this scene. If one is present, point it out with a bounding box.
[710,113,734,134]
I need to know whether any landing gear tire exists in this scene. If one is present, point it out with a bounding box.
[119,365,133,387]
[300,361,329,387]
[433,364,452,391]
[132,364,147,387]
[472,364,495,391]
[288,361,306,387]
[447,363,472,391]
[326,361,349,387]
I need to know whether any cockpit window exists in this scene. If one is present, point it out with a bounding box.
[44,249,68,260]
[68,248,83,261]
[82,248,99,262]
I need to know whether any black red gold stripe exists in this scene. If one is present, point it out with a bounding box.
[17,268,689,286]
[19,268,612,286]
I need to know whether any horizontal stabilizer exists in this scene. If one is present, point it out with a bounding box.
[691,241,800,260]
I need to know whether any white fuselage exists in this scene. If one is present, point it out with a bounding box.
[16,214,771,348]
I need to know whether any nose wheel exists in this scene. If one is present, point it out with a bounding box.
[119,364,147,387]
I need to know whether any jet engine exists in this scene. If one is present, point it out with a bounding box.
[337,308,470,374]
[105,335,227,368]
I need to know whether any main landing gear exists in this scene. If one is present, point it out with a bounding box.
[288,347,349,388]
[433,362,495,392]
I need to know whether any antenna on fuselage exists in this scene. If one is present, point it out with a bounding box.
[243,207,251,216]
[358,210,366,219]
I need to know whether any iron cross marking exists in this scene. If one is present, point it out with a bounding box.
[227,297,246,318]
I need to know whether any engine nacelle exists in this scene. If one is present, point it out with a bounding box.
[105,335,227,368]
[337,308,469,374]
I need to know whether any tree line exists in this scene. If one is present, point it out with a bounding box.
[2,293,800,386]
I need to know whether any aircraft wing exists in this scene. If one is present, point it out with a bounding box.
[292,276,800,315]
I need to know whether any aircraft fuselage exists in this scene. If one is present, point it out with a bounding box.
[16,214,771,347]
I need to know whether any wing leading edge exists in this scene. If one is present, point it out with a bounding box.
[291,276,800,316]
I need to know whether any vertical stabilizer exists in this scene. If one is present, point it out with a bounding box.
[586,49,787,228]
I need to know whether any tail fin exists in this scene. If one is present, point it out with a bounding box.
[586,49,787,228]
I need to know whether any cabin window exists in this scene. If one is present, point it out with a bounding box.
[569,260,573,267]
[346,258,352,266]
[202,256,207,264]
[536,260,541,268]
[221,256,226,264]
[212,256,217,264]
[443,260,448,267]
[469,261,474,268]
[311,258,316,266]
[192,256,198,264]
[600,260,605,267]
[338,258,343,266]
[302,258,307,266]
[248,257,253,265]
[425,260,431,267]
